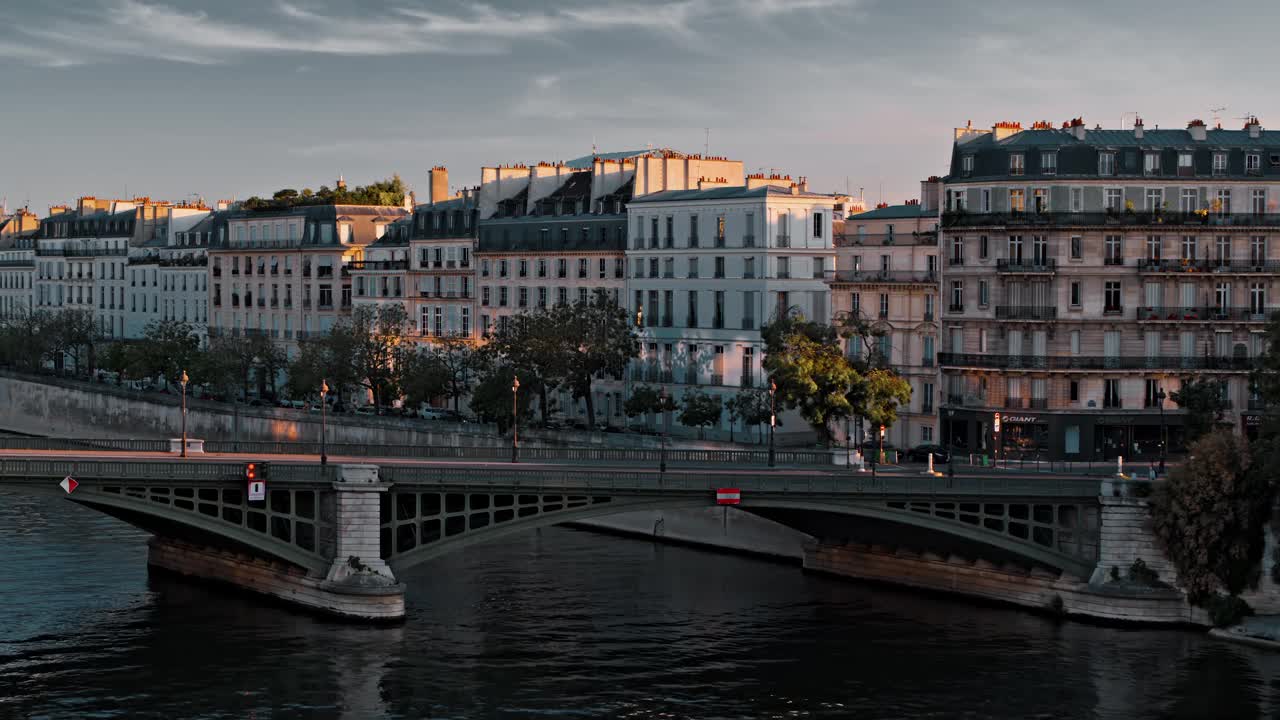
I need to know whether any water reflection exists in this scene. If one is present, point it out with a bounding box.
[4,490,1280,719]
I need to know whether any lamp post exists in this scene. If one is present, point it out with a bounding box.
[511,375,520,463]
[659,386,668,474]
[319,379,329,466]
[1157,386,1167,474]
[179,369,189,458]
[946,408,956,477]
[768,379,776,468]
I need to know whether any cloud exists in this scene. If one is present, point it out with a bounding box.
[12,0,861,66]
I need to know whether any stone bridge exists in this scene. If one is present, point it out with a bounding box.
[0,453,1106,621]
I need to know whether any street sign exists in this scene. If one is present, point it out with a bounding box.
[716,488,741,505]
[248,479,266,502]
[60,476,78,494]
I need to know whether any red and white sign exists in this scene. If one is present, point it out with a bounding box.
[60,476,78,494]
[716,488,741,505]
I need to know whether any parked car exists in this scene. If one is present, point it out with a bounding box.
[906,444,951,464]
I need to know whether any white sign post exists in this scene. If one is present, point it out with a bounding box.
[248,479,266,502]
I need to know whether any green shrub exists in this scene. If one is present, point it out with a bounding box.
[1127,558,1161,587]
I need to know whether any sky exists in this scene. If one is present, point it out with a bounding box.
[5,0,1280,215]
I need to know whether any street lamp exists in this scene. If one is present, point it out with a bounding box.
[319,379,329,466]
[768,379,776,468]
[1157,386,1167,474]
[179,369,189,458]
[659,386,668,474]
[946,408,956,477]
[511,375,520,463]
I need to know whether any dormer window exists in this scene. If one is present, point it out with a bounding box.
[1098,152,1116,176]
[1178,152,1194,177]
[1040,151,1057,175]
[961,155,974,176]
[1247,153,1262,174]
[1144,152,1162,176]
[1213,153,1228,176]
[1008,153,1024,176]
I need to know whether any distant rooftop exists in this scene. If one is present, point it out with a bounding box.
[629,185,833,204]
[850,203,931,220]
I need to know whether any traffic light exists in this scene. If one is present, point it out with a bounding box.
[245,462,257,481]
[258,462,270,481]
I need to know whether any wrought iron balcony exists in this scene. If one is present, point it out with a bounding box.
[827,270,938,285]
[995,305,1057,320]
[939,352,1257,371]
[345,259,409,271]
[943,210,1280,229]
[1136,306,1279,322]
[996,259,1056,273]
[1137,258,1280,273]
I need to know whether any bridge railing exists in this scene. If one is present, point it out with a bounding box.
[0,458,337,485]
[0,437,834,466]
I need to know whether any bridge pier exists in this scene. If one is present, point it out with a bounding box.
[146,463,405,622]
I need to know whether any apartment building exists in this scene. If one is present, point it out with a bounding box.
[208,201,409,345]
[829,182,941,449]
[125,204,216,339]
[940,116,1280,461]
[34,198,136,338]
[626,176,837,439]
[0,209,38,320]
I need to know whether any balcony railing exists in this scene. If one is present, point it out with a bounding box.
[996,259,1056,273]
[345,259,409,271]
[1137,258,1280,273]
[943,210,1280,229]
[827,270,938,285]
[945,393,988,407]
[710,373,724,386]
[939,352,1257,371]
[35,246,128,257]
[995,305,1057,320]
[742,234,755,248]
[775,235,790,248]
[1137,306,1280,322]
[948,303,965,313]
[837,231,938,247]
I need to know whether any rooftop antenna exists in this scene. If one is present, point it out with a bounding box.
[1210,106,1227,127]
[591,134,597,155]
[704,127,709,156]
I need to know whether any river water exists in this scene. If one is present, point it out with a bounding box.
[3,489,1280,719]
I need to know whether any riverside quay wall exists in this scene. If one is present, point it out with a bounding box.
[0,371,743,451]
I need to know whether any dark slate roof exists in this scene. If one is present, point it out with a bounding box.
[967,127,1280,150]
[477,214,628,253]
[564,149,652,169]
[543,171,592,201]
[850,204,930,220]
[629,185,832,204]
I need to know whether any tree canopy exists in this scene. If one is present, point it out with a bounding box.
[1171,377,1230,443]
[243,175,407,211]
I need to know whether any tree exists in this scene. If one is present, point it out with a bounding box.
[99,341,140,385]
[48,309,100,376]
[1151,430,1274,604]
[624,385,675,428]
[201,335,258,401]
[729,388,775,444]
[399,349,450,410]
[286,336,340,403]
[470,364,531,432]
[137,320,200,388]
[429,334,477,412]
[678,390,722,439]
[483,311,563,422]
[1171,377,1230,443]
[547,294,639,428]
[762,311,858,443]
[346,304,410,408]
[847,367,913,446]
[0,307,55,371]
[249,334,287,398]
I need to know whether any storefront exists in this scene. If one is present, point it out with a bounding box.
[1243,413,1265,443]
[941,408,1186,462]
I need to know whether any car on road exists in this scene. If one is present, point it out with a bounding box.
[906,444,951,464]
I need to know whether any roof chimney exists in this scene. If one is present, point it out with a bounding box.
[429,166,449,205]
[1134,116,1144,140]
[336,174,347,190]
[1246,116,1262,139]
[1187,118,1206,142]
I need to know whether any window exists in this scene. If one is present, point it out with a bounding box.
[648,258,659,278]
[962,155,974,176]
[1070,281,1081,307]
[878,293,889,317]
[1009,189,1025,213]
[1104,281,1122,313]
[1216,282,1231,309]
[663,257,674,278]
[981,188,991,212]
[1215,188,1231,215]
[1070,187,1083,212]
[1104,235,1123,265]
[777,257,790,279]
[688,257,699,278]
[1216,235,1231,263]
[1041,151,1056,175]
[1069,381,1079,403]
[1099,152,1116,176]
[813,212,824,239]
[713,291,725,329]
[744,256,755,279]
[716,216,726,247]
[499,286,508,307]
[714,256,725,278]
[665,216,674,247]
[1247,153,1262,174]
[1033,188,1048,213]
[979,235,988,260]
[481,287,490,306]
[1181,235,1197,260]
[1070,235,1082,260]
[687,291,699,328]
[1178,152,1194,177]
[1104,379,1121,408]
[948,189,966,211]
[1180,189,1199,213]
[1252,189,1267,215]
[1146,235,1162,261]
[1009,153,1024,176]
[1252,235,1267,264]
[950,280,964,311]
[1144,152,1162,175]
[1213,153,1228,176]
[813,256,825,279]
[1105,188,1123,211]
[1146,188,1164,211]
[950,236,964,264]
[978,280,989,307]
[558,258,568,278]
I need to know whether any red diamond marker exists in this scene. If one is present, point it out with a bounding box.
[60,476,78,494]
